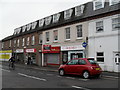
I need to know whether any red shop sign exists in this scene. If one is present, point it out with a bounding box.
[25,48,36,53]
[43,45,51,52]
[50,47,60,53]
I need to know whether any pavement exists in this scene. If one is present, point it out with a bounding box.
[0,61,119,78]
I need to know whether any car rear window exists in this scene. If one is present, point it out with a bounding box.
[88,58,97,64]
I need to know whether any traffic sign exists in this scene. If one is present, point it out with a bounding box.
[82,41,87,48]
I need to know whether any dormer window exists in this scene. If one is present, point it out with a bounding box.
[93,0,105,10]
[31,21,37,29]
[45,16,52,25]
[53,13,60,23]
[26,24,31,31]
[64,9,73,20]
[75,5,85,16]
[39,19,44,27]
[109,0,120,5]
[22,26,26,32]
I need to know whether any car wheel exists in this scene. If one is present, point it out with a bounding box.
[59,69,65,76]
[82,71,90,79]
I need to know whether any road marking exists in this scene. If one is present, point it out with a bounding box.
[1,69,10,72]
[57,75,62,77]
[66,77,75,79]
[79,79,89,81]
[72,86,91,90]
[103,75,118,79]
[18,73,47,81]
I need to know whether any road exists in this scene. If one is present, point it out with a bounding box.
[0,63,119,90]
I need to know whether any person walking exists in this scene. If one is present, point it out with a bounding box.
[27,56,31,65]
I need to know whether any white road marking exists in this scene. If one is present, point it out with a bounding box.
[18,73,47,81]
[79,79,89,81]
[66,77,75,79]
[72,86,91,90]
[1,69,10,72]
[103,75,118,79]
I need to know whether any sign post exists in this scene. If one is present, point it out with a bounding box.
[82,41,87,58]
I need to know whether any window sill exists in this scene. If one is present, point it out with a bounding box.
[53,40,58,43]
[65,39,71,42]
[46,42,49,44]
[76,37,83,40]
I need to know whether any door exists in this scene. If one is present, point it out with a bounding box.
[113,52,120,72]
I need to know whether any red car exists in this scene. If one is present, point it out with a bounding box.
[58,58,102,79]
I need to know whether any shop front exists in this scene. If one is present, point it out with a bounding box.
[25,48,37,64]
[42,45,60,66]
[15,49,24,63]
[0,50,12,61]
[61,45,85,64]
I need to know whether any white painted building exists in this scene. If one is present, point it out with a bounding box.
[88,14,120,72]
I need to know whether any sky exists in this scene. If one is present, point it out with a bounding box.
[0,0,92,40]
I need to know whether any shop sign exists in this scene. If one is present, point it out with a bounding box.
[42,45,60,53]
[61,45,84,51]
[25,49,36,53]
[16,49,24,53]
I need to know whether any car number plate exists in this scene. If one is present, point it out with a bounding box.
[96,68,100,70]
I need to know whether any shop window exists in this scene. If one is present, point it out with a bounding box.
[65,27,70,40]
[93,0,105,10]
[109,0,120,5]
[46,32,49,42]
[53,30,58,41]
[96,52,104,62]
[62,52,68,64]
[76,25,82,38]
[112,16,120,31]
[96,21,104,32]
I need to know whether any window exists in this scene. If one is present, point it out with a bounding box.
[109,0,120,5]
[67,60,79,65]
[27,37,30,46]
[96,21,104,32]
[39,34,43,44]
[93,0,105,10]
[46,32,49,42]
[75,5,85,16]
[22,38,25,46]
[65,27,70,40]
[112,17,120,30]
[9,40,11,47]
[2,42,4,48]
[53,30,58,41]
[45,16,52,25]
[79,59,87,65]
[17,39,20,47]
[96,52,104,62]
[64,9,73,20]
[31,36,35,45]
[14,40,16,47]
[53,13,60,23]
[76,25,82,38]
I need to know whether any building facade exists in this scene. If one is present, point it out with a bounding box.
[1,0,120,72]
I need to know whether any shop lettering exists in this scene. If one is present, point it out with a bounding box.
[25,49,36,53]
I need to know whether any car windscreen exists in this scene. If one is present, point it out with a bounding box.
[88,58,97,64]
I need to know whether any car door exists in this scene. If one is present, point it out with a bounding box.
[64,60,79,74]
[76,59,87,75]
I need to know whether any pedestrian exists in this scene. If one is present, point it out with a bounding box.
[27,56,31,65]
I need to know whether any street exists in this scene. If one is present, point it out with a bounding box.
[0,63,119,90]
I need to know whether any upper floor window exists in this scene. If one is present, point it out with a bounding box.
[109,0,120,5]
[96,21,104,32]
[27,37,30,46]
[112,16,120,30]
[76,25,82,38]
[65,27,70,40]
[53,30,58,41]
[31,36,35,45]
[64,9,73,20]
[22,38,25,46]
[14,40,16,47]
[39,34,43,44]
[9,40,11,47]
[46,32,49,42]
[93,0,105,10]
[2,42,4,48]
[75,5,85,16]
[45,16,52,25]
[17,39,20,47]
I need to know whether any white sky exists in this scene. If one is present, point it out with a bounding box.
[0,0,92,40]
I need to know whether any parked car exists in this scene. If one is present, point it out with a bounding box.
[58,58,102,79]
